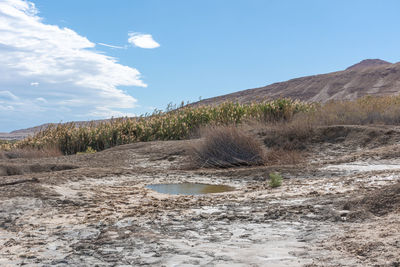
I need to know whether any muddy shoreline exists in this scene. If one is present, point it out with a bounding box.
[1,125,400,266]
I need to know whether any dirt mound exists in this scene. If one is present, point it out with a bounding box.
[344,182,400,218]
[263,125,400,150]
[0,163,77,177]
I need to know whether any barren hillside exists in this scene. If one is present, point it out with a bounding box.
[193,59,399,106]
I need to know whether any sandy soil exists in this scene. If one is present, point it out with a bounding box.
[0,125,399,266]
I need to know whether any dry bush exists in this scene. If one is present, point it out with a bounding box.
[265,149,303,165]
[1,146,62,159]
[262,113,315,150]
[310,96,400,126]
[261,96,400,150]
[188,96,400,168]
[189,125,267,168]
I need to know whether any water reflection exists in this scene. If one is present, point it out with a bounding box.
[146,183,235,195]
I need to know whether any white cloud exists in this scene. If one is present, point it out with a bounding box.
[0,0,148,130]
[128,33,160,49]
[97,42,126,49]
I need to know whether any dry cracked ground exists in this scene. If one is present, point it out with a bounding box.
[0,125,399,266]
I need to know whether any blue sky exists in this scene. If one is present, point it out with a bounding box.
[1,0,400,132]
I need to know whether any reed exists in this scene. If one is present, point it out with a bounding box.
[4,95,400,155]
[8,99,311,154]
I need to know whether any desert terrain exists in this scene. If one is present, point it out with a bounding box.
[2,1,399,266]
[1,125,399,266]
[192,59,400,106]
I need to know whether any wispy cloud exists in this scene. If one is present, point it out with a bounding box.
[0,0,147,130]
[97,42,126,49]
[128,33,160,49]
[0,91,19,101]
[35,97,47,103]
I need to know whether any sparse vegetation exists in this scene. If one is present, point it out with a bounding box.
[0,140,14,151]
[269,172,283,188]
[6,99,311,154]
[3,95,400,157]
[309,95,400,126]
[264,148,303,165]
[262,95,400,150]
[189,126,266,168]
[311,95,400,125]
[262,114,315,150]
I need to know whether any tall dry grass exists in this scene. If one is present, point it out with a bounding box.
[187,125,303,168]
[7,99,311,154]
[262,95,400,150]
[312,95,400,126]
[3,95,400,156]
[0,140,13,151]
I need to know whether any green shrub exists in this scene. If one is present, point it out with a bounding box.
[77,146,97,155]
[269,172,283,188]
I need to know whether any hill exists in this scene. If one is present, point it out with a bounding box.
[192,59,398,106]
[0,120,109,141]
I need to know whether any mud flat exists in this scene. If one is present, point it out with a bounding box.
[1,126,400,266]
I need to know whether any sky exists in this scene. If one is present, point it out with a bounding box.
[1,0,400,132]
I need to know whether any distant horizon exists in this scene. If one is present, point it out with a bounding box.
[1,57,397,133]
[0,57,399,133]
[1,0,400,132]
